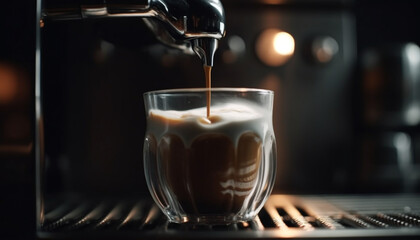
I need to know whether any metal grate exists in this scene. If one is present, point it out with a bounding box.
[39,194,420,239]
[263,195,420,230]
[41,198,263,232]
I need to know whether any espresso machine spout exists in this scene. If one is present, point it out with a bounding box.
[42,0,226,66]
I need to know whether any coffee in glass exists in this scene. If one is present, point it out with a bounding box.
[143,88,276,224]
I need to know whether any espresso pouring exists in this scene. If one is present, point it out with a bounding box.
[204,65,212,117]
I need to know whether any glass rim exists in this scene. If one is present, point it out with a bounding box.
[143,87,273,96]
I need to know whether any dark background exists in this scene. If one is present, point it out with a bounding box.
[1,0,420,239]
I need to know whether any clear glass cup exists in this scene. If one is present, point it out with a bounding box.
[143,88,276,224]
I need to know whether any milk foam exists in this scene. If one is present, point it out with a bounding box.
[147,101,272,147]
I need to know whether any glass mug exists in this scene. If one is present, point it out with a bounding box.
[143,88,276,224]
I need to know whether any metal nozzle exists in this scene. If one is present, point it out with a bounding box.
[193,38,218,67]
[42,0,226,64]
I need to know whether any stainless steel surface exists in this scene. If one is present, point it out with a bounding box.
[42,0,226,66]
[38,194,420,239]
[360,132,420,193]
[360,43,420,193]
[192,38,219,67]
[362,43,420,127]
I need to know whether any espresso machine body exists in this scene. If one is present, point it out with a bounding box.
[34,0,420,237]
[39,0,356,198]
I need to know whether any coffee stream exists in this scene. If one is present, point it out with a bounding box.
[204,65,212,118]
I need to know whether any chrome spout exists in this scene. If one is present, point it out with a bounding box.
[192,38,218,67]
[42,0,226,66]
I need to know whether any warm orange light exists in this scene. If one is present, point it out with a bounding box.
[256,29,295,67]
[0,63,19,104]
[261,0,287,4]
[273,32,295,56]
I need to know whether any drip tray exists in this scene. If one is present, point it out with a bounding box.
[38,194,420,239]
